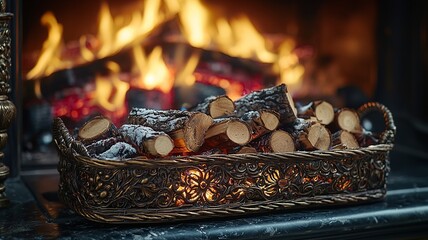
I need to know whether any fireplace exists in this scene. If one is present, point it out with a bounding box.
[4,0,428,174]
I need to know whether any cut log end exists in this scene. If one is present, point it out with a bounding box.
[260,111,280,131]
[307,124,332,150]
[336,130,359,149]
[78,116,116,144]
[184,112,213,152]
[226,120,252,145]
[152,135,174,156]
[314,101,334,125]
[234,84,297,124]
[271,130,296,153]
[337,109,361,132]
[209,96,235,118]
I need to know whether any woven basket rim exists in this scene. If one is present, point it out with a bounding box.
[63,188,387,224]
[57,140,393,168]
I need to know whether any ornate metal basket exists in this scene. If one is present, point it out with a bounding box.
[54,102,395,224]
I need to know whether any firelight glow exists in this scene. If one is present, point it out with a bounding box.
[26,12,64,80]
[26,0,304,110]
[132,45,173,93]
[94,61,130,111]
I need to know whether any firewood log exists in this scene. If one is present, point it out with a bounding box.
[297,101,334,125]
[189,95,235,118]
[203,118,252,150]
[118,124,174,157]
[231,146,258,154]
[329,108,362,133]
[234,84,297,125]
[251,130,295,153]
[352,129,379,147]
[86,136,122,157]
[290,120,332,151]
[97,142,138,160]
[331,130,359,149]
[240,110,280,140]
[127,108,213,152]
[78,116,118,145]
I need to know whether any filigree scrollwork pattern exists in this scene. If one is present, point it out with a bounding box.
[0,10,14,208]
[58,152,388,210]
[0,20,11,93]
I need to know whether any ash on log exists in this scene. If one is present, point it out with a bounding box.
[119,124,174,157]
[97,142,138,160]
[240,110,279,140]
[86,136,122,157]
[203,118,252,151]
[234,84,297,125]
[290,120,332,151]
[127,108,213,153]
[297,101,334,125]
[251,130,295,153]
[189,95,235,118]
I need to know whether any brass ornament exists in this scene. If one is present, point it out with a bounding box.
[0,99,15,129]
[0,2,14,208]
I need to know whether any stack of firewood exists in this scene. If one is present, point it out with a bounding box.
[76,84,378,160]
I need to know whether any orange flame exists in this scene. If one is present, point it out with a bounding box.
[178,0,277,63]
[131,45,173,93]
[26,12,64,80]
[274,40,305,92]
[27,0,304,111]
[94,61,130,111]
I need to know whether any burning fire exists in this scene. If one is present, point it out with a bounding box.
[131,45,173,93]
[94,61,130,112]
[26,12,64,80]
[27,0,304,116]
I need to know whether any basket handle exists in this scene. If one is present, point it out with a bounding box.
[52,118,73,148]
[52,118,90,157]
[357,102,396,144]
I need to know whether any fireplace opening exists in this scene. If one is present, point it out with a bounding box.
[21,0,380,167]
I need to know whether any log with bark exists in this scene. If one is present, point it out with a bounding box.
[189,95,235,118]
[203,118,252,150]
[251,130,295,153]
[97,142,138,160]
[119,124,174,157]
[78,116,118,145]
[127,108,213,152]
[240,110,280,140]
[232,146,258,154]
[331,130,359,149]
[86,136,122,157]
[290,120,332,151]
[297,101,334,125]
[234,84,297,125]
[352,129,379,147]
